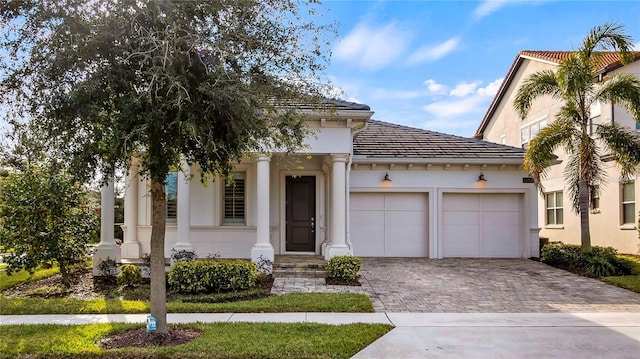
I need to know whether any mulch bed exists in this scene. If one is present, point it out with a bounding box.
[2,267,105,300]
[99,326,202,349]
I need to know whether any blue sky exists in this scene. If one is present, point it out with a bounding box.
[321,0,640,137]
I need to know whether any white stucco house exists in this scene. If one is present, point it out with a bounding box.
[475,51,640,254]
[93,101,539,272]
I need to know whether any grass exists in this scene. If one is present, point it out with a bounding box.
[0,265,60,291]
[600,255,640,294]
[0,322,393,359]
[0,292,374,315]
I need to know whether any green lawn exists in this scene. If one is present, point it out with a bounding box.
[0,292,374,315]
[0,322,393,359]
[0,265,60,291]
[600,255,640,294]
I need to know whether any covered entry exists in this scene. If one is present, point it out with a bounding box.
[441,193,523,257]
[350,192,428,257]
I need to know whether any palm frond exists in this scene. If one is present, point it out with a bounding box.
[594,73,640,123]
[597,123,640,180]
[564,136,603,214]
[524,118,577,194]
[556,54,594,100]
[513,70,559,119]
[580,21,635,64]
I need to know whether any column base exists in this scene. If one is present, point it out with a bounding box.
[325,244,351,259]
[251,244,274,274]
[120,242,141,259]
[92,244,121,276]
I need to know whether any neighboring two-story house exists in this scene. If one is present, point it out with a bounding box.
[475,51,640,254]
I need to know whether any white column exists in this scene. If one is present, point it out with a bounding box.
[173,161,193,254]
[251,155,274,266]
[327,154,351,259]
[121,158,141,258]
[93,177,121,275]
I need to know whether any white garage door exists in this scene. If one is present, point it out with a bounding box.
[442,193,522,258]
[350,193,428,257]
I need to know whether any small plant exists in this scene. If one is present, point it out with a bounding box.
[168,259,257,294]
[326,255,361,282]
[97,257,118,278]
[26,284,68,298]
[170,248,198,263]
[117,264,142,287]
[541,243,633,277]
[141,253,151,277]
[255,255,273,276]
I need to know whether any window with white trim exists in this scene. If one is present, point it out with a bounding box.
[588,101,602,135]
[546,191,563,225]
[165,172,178,223]
[621,181,635,225]
[521,118,548,148]
[223,172,246,224]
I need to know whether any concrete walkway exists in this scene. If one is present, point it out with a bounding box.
[1,312,639,358]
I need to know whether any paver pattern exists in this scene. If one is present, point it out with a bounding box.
[271,258,640,313]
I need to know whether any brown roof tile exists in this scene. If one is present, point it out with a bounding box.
[354,120,524,160]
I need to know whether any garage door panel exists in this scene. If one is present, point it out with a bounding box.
[443,211,480,225]
[443,193,521,258]
[351,193,428,257]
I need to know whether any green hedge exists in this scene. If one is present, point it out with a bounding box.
[326,255,361,281]
[168,259,257,294]
[541,243,634,277]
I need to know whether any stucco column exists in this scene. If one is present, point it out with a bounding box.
[173,161,193,254]
[93,177,121,275]
[327,154,351,259]
[251,155,274,267]
[121,158,141,259]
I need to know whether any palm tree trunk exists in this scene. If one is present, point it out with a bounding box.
[150,180,168,334]
[578,178,592,252]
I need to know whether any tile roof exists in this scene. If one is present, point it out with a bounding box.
[474,51,640,139]
[353,120,524,160]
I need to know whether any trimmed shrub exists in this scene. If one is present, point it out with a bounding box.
[168,259,257,294]
[541,243,633,277]
[326,255,361,281]
[117,264,142,287]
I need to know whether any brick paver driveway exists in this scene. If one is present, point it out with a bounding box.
[358,258,640,313]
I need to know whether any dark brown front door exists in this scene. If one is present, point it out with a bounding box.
[286,176,316,252]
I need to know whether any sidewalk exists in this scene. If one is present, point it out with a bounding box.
[2,312,639,358]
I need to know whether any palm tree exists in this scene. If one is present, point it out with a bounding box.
[514,22,640,251]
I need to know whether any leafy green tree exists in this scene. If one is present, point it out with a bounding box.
[0,163,99,287]
[1,0,334,333]
[514,22,640,251]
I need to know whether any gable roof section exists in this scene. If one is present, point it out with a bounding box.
[474,51,640,139]
[353,120,524,162]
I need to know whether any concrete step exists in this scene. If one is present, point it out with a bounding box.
[272,268,327,279]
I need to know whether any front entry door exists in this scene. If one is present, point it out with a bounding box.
[286,176,316,252]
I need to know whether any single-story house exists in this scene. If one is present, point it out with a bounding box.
[93,101,539,272]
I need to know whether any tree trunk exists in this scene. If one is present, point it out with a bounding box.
[150,180,168,334]
[59,261,70,287]
[578,177,592,252]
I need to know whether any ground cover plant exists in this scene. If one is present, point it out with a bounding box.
[0,322,393,358]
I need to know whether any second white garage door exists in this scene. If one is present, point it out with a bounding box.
[442,193,522,258]
[350,193,428,257]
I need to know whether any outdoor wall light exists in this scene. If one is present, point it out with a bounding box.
[383,172,392,183]
[478,172,487,182]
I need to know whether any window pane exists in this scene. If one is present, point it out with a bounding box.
[546,193,555,207]
[166,172,178,222]
[556,192,563,207]
[547,209,555,225]
[623,182,635,202]
[556,209,563,225]
[530,123,539,139]
[623,203,635,224]
[539,119,548,129]
[521,128,529,144]
[223,173,246,224]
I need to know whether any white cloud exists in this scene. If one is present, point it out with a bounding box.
[407,37,461,64]
[424,79,446,94]
[422,96,487,118]
[474,0,510,19]
[450,81,480,97]
[334,22,411,71]
[476,78,504,96]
